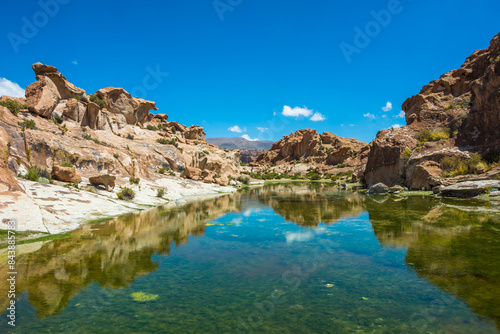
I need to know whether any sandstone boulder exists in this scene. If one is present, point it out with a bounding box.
[32,62,58,75]
[390,185,405,193]
[215,175,229,186]
[94,87,138,124]
[367,183,390,194]
[154,114,169,121]
[25,76,60,117]
[410,161,444,190]
[185,125,206,141]
[181,167,202,181]
[201,170,216,183]
[135,98,157,124]
[89,175,116,191]
[51,165,82,183]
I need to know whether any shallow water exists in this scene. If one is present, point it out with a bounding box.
[1,184,500,333]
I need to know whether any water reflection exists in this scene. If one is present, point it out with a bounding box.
[1,185,499,331]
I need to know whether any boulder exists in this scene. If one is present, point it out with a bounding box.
[32,62,58,75]
[135,98,157,124]
[215,175,229,186]
[438,180,500,198]
[89,174,116,191]
[62,99,87,123]
[0,122,22,192]
[390,185,405,193]
[94,87,138,124]
[154,113,169,121]
[25,76,60,117]
[180,167,202,181]
[201,170,216,183]
[367,183,390,194]
[410,161,444,190]
[185,125,206,141]
[51,165,82,183]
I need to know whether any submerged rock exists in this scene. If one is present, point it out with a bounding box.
[367,183,389,194]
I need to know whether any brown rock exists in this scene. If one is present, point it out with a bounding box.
[0,96,26,105]
[25,76,60,117]
[62,99,87,123]
[215,175,229,186]
[185,125,206,141]
[201,170,216,183]
[51,165,82,183]
[410,161,443,190]
[32,62,58,75]
[0,120,22,192]
[89,174,116,191]
[154,113,169,121]
[94,87,139,124]
[181,167,202,180]
[134,98,157,124]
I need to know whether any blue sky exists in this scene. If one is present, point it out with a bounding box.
[0,0,498,143]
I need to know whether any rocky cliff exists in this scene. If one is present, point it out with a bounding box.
[365,32,500,188]
[251,128,369,177]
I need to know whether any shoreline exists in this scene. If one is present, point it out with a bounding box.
[0,174,237,239]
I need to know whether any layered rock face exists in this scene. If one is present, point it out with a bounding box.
[0,62,241,198]
[365,32,500,188]
[251,129,368,176]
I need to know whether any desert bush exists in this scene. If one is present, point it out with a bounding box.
[441,153,485,177]
[417,128,450,145]
[0,100,27,116]
[127,134,134,140]
[337,163,347,168]
[237,176,250,185]
[89,94,105,109]
[58,162,73,168]
[402,147,412,160]
[18,119,37,130]
[156,188,165,197]
[129,177,140,185]
[117,187,135,200]
[147,125,158,131]
[19,165,52,182]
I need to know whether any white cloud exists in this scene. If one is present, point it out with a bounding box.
[349,124,355,127]
[382,101,393,112]
[256,127,269,132]
[72,59,78,65]
[242,134,260,141]
[0,78,25,98]
[285,231,314,243]
[391,124,401,129]
[394,110,405,118]
[228,125,245,133]
[382,114,387,118]
[282,105,313,118]
[363,113,376,119]
[340,124,344,127]
[310,112,326,122]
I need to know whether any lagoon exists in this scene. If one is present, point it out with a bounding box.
[1,184,499,333]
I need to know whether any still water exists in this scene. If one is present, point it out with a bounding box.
[1,184,500,333]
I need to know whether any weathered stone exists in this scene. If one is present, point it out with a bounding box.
[25,76,60,117]
[51,165,82,183]
[32,62,58,75]
[62,99,87,123]
[439,180,500,198]
[135,98,157,124]
[89,175,116,191]
[154,113,169,121]
[490,191,500,198]
[181,167,202,181]
[94,87,138,124]
[185,125,206,141]
[367,183,390,194]
[201,170,216,183]
[390,185,405,193]
[215,175,229,186]
[410,161,444,190]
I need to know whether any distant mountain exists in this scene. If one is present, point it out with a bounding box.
[206,137,273,150]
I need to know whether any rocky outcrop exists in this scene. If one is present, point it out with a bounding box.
[51,165,82,183]
[252,129,368,177]
[365,32,500,189]
[367,183,389,194]
[26,76,61,117]
[0,114,22,192]
[185,125,206,141]
[89,175,116,191]
[181,167,202,181]
[240,149,267,163]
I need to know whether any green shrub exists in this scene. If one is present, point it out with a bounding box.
[417,128,450,145]
[237,176,250,185]
[117,187,135,200]
[156,138,169,145]
[51,114,63,124]
[127,134,134,140]
[72,95,83,101]
[19,165,52,182]
[157,167,168,174]
[18,119,37,130]
[203,150,210,155]
[402,147,412,160]
[58,162,73,168]
[337,163,347,168]
[445,103,454,110]
[0,100,27,116]
[129,177,140,185]
[456,96,471,109]
[147,125,158,131]
[82,133,92,140]
[89,94,106,109]
[441,153,486,177]
[113,153,119,159]
[156,188,165,198]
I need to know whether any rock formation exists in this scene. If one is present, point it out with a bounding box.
[251,129,369,177]
[364,32,500,189]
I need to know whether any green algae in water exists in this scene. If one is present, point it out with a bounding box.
[130,292,159,302]
[1,184,499,333]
